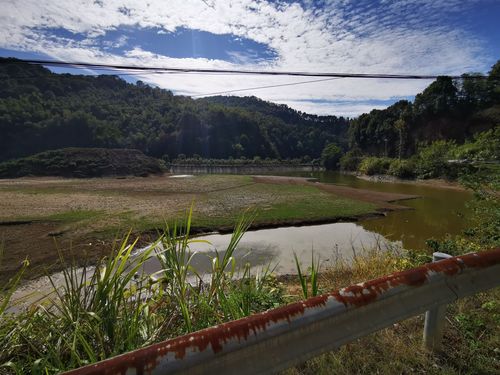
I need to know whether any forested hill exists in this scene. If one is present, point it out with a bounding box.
[348,61,500,158]
[0,58,348,162]
[200,96,343,127]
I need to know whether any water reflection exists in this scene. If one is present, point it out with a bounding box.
[141,222,395,276]
[288,172,472,250]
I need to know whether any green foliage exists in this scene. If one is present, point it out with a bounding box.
[348,60,500,158]
[293,250,321,299]
[387,159,416,179]
[0,248,29,316]
[0,211,284,373]
[171,156,307,166]
[415,140,457,179]
[452,126,500,162]
[358,157,392,175]
[413,76,458,117]
[0,148,165,178]
[339,148,362,171]
[460,164,500,248]
[0,58,348,163]
[321,143,342,170]
[426,160,499,253]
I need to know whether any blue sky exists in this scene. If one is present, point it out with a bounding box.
[1,0,499,116]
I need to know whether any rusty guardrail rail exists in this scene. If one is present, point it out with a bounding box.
[65,248,500,375]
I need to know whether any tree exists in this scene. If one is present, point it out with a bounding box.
[321,143,342,170]
[413,76,458,116]
[488,60,500,103]
[394,118,406,160]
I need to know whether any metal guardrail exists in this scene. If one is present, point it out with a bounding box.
[64,248,500,375]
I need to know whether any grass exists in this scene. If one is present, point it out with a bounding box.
[293,250,321,299]
[0,175,375,230]
[45,210,107,223]
[281,246,500,375]
[0,210,284,374]
[1,215,498,374]
[282,288,500,375]
[190,183,375,229]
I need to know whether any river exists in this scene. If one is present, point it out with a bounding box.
[139,172,472,276]
[302,172,472,250]
[10,172,472,309]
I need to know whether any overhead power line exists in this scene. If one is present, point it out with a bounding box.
[192,77,343,97]
[1,58,488,80]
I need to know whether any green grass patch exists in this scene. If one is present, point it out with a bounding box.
[191,183,376,229]
[45,210,107,223]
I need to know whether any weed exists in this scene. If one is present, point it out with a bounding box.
[0,210,284,373]
[294,250,321,299]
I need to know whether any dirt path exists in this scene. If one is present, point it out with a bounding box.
[252,176,418,210]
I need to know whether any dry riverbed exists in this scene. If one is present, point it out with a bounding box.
[0,174,417,282]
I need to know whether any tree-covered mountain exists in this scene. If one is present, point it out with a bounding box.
[0,58,349,162]
[1,57,498,165]
[348,61,500,158]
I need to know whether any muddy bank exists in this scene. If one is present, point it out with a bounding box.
[350,173,466,191]
[253,175,419,210]
[0,174,416,283]
[0,221,112,284]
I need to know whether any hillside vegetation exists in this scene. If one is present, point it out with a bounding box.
[0,148,165,178]
[348,61,500,158]
[0,58,348,163]
[1,58,498,171]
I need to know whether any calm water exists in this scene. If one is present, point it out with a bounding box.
[140,172,472,276]
[301,172,472,250]
[12,173,471,307]
[141,222,392,276]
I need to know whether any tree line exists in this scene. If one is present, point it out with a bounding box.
[347,61,500,159]
[0,58,348,163]
[0,57,498,166]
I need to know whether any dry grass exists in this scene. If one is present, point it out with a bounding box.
[281,248,500,375]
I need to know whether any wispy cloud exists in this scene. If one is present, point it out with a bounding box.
[0,0,496,115]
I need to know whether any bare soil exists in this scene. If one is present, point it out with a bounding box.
[252,175,418,210]
[0,174,417,283]
[354,174,467,191]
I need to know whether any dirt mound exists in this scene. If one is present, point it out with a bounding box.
[0,148,166,178]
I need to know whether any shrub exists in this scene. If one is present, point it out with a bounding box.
[358,157,391,175]
[452,127,500,162]
[388,159,416,179]
[0,148,165,178]
[415,140,456,179]
[339,149,363,171]
[321,143,342,170]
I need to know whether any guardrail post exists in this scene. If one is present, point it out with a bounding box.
[423,252,453,351]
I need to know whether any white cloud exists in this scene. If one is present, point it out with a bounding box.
[0,0,495,115]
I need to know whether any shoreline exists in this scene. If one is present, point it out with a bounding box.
[348,172,467,191]
[0,173,426,284]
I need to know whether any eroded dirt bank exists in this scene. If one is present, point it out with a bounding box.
[1,174,417,283]
[252,175,419,210]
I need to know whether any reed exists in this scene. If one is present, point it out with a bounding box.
[294,250,321,299]
[0,210,283,374]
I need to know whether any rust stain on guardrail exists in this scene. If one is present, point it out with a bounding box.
[64,247,500,375]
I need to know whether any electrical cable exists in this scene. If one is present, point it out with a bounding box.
[2,58,490,80]
[192,77,343,97]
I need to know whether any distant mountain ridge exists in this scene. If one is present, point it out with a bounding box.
[0,58,349,162]
[1,57,498,163]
